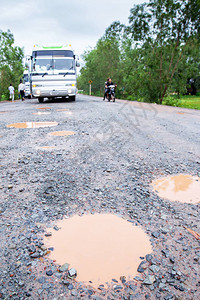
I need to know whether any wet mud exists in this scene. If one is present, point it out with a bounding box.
[48,131,75,136]
[44,214,152,288]
[152,174,200,204]
[7,122,58,129]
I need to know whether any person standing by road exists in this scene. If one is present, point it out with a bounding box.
[8,84,15,102]
[18,80,25,101]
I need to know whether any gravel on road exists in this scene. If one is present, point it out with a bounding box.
[0,95,199,299]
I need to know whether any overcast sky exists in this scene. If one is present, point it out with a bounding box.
[0,0,145,61]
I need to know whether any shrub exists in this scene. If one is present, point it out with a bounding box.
[162,95,181,107]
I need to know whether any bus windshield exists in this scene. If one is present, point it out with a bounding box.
[33,58,75,72]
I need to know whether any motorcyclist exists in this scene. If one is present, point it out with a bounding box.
[103,77,116,100]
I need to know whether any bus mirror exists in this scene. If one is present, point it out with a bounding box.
[76,61,80,67]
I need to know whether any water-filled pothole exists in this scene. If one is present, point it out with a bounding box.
[32,112,51,115]
[38,146,57,150]
[152,174,200,204]
[63,111,73,115]
[48,131,75,136]
[56,109,69,112]
[37,107,51,110]
[44,214,152,288]
[7,122,58,128]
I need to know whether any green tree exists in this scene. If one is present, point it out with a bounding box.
[127,0,200,103]
[77,21,128,97]
[0,29,24,100]
[78,1,200,103]
[78,32,122,97]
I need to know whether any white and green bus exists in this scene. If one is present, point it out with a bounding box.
[31,45,79,103]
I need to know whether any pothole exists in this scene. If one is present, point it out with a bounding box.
[152,174,200,204]
[38,146,57,150]
[63,111,73,115]
[48,131,75,136]
[32,112,51,115]
[37,107,51,110]
[44,213,152,288]
[56,109,69,112]
[7,122,58,129]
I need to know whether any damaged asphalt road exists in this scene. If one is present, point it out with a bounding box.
[0,95,199,299]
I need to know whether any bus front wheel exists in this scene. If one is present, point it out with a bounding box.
[38,97,44,103]
[70,96,76,101]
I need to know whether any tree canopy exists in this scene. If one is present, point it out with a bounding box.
[78,0,200,103]
[0,29,24,100]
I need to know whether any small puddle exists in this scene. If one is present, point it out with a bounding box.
[37,107,51,110]
[33,112,51,115]
[152,174,200,204]
[38,146,57,150]
[56,109,69,112]
[48,131,75,137]
[7,122,58,129]
[44,214,152,288]
[63,111,73,115]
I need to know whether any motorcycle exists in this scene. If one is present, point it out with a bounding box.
[105,85,116,102]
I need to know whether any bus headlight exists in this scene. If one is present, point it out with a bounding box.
[36,90,41,95]
[68,89,72,94]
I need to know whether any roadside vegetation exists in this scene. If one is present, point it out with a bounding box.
[0,30,24,101]
[78,0,200,109]
[163,94,200,110]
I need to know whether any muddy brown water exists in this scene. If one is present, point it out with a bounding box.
[7,122,58,129]
[56,109,69,112]
[63,111,73,115]
[44,214,152,288]
[38,146,57,150]
[36,107,51,110]
[48,131,75,137]
[152,174,200,204]
[32,112,51,115]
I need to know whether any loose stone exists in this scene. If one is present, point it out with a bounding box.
[68,268,77,277]
[46,270,53,276]
[59,263,70,272]
[143,275,156,285]
[152,231,160,238]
